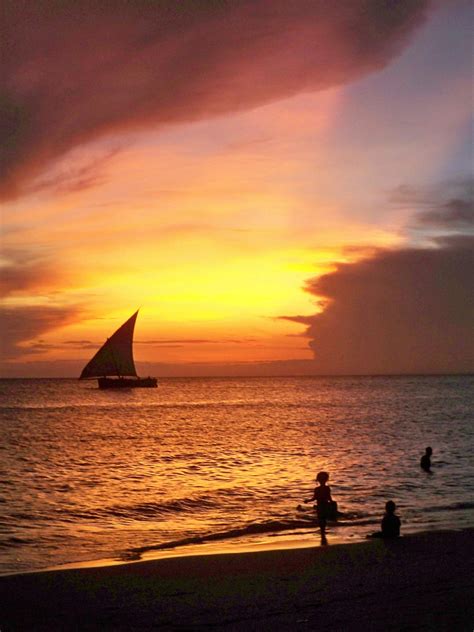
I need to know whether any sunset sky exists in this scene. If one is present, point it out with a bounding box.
[1,0,472,377]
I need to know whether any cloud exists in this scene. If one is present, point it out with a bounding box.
[416,195,473,233]
[419,200,473,231]
[0,248,61,298]
[390,178,474,231]
[24,147,121,196]
[64,340,94,347]
[0,305,82,360]
[0,249,84,360]
[289,234,474,374]
[135,338,256,345]
[1,0,430,199]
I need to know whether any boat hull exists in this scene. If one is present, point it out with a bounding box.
[98,377,158,389]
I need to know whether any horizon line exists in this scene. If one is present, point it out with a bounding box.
[1,372,472,380]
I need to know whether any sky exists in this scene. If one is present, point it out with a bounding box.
[1,0,473,377]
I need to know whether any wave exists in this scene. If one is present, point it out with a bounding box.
[0,399,295,414]
[102,497,219,519]
[422,501,474,513]
[126,519,316,557]
[121,503,474,560]
[0,404,144,413]
[122,512,380,560]
[51,489,250,522]
[117,502,474,559]
[0,536,34,548]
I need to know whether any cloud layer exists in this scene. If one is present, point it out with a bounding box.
[0,247,83,360]
[2,0,430,199]
[391,179,474,232]
[287,232,473,374]
[0,305,81,360]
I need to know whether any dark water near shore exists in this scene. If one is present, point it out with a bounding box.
[1,375,473,575]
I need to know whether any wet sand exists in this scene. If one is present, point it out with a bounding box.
[1,528,473,631]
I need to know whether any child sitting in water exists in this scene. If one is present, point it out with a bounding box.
[368,500,401,539]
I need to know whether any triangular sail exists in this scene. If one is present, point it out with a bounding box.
[80,311,139,379]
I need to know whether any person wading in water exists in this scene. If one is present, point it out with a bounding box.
[304,471,333,544]
[420,447,433,473]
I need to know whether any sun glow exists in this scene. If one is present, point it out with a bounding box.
[3,29,467,377]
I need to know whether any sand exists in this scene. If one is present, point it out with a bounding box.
[1,528,473,631]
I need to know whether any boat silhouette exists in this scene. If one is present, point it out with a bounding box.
[79,310,157,389]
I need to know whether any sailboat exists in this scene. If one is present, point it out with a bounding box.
[79,310,158,389]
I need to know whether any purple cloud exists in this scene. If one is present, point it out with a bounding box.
[1,0,430,199]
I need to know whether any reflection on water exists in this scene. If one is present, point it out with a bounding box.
[0,375,473,574]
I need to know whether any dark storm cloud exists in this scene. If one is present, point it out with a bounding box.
[287,235,474,374]
[0,305,82,359]
[1,0,430,199]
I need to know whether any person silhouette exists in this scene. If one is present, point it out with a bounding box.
[304,471,334,543]
[420,446,433,473]
[368,500,401,539]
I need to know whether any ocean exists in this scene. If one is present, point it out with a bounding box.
[1,375,473,575]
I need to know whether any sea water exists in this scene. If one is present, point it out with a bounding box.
[0,375,473,575]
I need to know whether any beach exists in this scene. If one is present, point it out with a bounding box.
[1,528,473,631]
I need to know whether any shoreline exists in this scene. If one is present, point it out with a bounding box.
[2,519,471,579]
[2,519,448,579]
[2,528,473,630]
[4,532,353,578]
[0,527,356,579]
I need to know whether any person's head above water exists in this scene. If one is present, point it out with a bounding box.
[316,471,329,484]
[385,500,396,514]
[425,447,432,456]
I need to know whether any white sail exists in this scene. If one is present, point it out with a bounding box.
[80,311,139,379]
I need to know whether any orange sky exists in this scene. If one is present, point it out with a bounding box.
[1,1,472,376]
